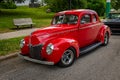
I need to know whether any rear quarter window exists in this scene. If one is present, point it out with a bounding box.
[80,14,91,24]
[93,14,97,22]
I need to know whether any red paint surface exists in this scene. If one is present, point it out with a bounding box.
[20,9,111,64]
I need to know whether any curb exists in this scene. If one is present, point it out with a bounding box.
[0,52,19,62]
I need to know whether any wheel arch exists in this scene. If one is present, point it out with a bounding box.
[68,46,78,59]
[52,38,80,58]
[44,38,79,64]
[97,25,111,43]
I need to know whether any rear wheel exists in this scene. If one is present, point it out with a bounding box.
[58,48,76,67]
[103,32,109,46]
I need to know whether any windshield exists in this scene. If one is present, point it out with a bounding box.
[52,14,78,25]
[109,13,120,19]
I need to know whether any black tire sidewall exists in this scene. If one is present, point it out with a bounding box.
[58,48,76,67]
[103,33,109,46]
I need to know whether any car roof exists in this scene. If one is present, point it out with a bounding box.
[55,9,97,15]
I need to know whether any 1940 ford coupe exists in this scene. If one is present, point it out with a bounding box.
[19,9,111,67]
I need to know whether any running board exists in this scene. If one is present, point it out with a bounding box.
[80,42,102,55]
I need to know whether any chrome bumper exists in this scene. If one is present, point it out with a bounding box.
[18,53,54,65]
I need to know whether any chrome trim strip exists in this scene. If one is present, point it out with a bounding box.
[50,28,78,36]
[79,26,93,30]
[79,23,102,30]
[18,53,54,65]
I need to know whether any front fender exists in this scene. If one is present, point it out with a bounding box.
[42,38,79,64]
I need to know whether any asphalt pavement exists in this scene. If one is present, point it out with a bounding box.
[0,35,120,80]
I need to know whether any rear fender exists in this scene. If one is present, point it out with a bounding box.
[98,25,111,43]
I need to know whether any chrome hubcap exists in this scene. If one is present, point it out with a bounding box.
[104,34,108,44]
[61,50,74,65]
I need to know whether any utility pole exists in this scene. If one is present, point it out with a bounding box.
[68,0,71,10]
[106,0,111,18]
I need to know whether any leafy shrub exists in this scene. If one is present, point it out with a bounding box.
[0,2,17,9]
[45,0,106,16]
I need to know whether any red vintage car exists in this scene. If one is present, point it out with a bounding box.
[19,9,111,67]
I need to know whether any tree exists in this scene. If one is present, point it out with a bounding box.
[71,0,87,9]
[44,0,106,16]
[14,0,25,3]
[0,0,4,2]
[111,0,120,10]
[86,0,106,16]
[0,0,25,3]
[0,0,17,9]
[30,0,38,3]
[44,0,87,12]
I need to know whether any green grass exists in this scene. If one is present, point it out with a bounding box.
[0,6,54,33]
[0,37,24,56]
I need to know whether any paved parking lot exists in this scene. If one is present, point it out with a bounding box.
[0,35,120,80]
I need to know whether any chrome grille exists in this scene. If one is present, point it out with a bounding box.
[29,44,43,60]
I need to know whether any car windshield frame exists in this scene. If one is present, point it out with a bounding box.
[109,13,120,19]
[52,14,78,25]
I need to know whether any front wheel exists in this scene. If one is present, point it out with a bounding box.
[58,48,76,67]
[103,32,109,46]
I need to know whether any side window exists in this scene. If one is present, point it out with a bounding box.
[81,14,91,24]
[93,14,97,22]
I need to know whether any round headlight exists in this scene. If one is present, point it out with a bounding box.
[46,43,54,55]
[20,39,25,48]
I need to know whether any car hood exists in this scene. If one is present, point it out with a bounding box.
[29,24,77,45]
[32,24,77,36]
